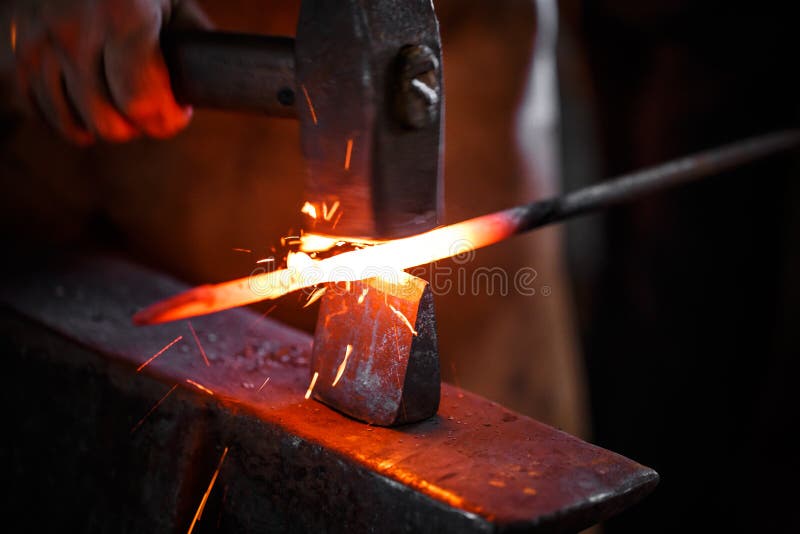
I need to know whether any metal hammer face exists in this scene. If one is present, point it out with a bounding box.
[310,274,440,426]
[296,0,444,239]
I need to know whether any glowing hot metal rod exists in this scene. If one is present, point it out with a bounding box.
[134,129,800,326]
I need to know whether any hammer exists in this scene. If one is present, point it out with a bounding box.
[160,1,445,425]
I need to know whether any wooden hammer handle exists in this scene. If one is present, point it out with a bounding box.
[161,30,298,118]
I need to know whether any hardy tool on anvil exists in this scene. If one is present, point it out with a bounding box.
[161,0,445,426]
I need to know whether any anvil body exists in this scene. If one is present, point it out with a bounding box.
[0,258,657,532]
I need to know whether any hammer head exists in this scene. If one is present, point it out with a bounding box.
[310,274,440,426]
[296,0,444,239]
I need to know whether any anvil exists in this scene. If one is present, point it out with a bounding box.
[0,257,658,532]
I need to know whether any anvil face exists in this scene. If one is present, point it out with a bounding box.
[310,275,440,426]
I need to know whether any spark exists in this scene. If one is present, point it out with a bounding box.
[357,288,369,304]
[187,321,211,367]
[301,84,318,125]
[389,304,418,336]
[344,139,354,170]
[186,379,214,396]
[256,257,274,264]
[301,201,317,219]
[136,336,183,372]
[332,211,343,229]
[305,371,319,399]
[332,344,353,387]
[130,384,178,434]
[187,446,229,534]
[10,18,16,53]
[134,208,520,325]
[322,200,340,222]
[231,248,252,254]
[258,376,271,392]
[524,487,538,496]
[303,287,328,308]
[247,304,277,331]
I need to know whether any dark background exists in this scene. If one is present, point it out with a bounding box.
[562,1,800,531]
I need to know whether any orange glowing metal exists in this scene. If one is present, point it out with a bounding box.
[301,201,318,219]
[305,371,319,399]
[389,304,418,336]
[301,84,318,125]
[187,446,229,534]
[135,209,519,325]
[186,379,214,396]
[136,336,183,372]
[332,344,353,387]
[344,139,354,170]
[187,321,211,367]
[130,384,178,434]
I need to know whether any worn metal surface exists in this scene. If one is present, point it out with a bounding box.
[163,31,298,118]
[0,257,657,532]
[310,275,440,426]
[296,0,444,239]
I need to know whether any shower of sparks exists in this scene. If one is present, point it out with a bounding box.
[258,376,271,392]
[10,19,16,53]
[303,286,327,308]
[301,84,318,125]
[136,336,183,372]
[187,321,211,367]
[357,288,369,304]
[186,379,214,396]
[231,248,252,254]
[130,384,178,434]
[187,446,229,534]
[301,201,318,219]
[344,139,354,170]
[389,305,418,336]
[322,201,340,222]
[134,207,521,325]
[332,344,353,387]
[305,371,319,400]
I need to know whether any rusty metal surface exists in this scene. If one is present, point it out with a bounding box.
[311,275,440,426]
[296,0,444,239]
[0,257,657,532]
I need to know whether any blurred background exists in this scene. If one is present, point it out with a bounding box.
[1,0,798,531]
